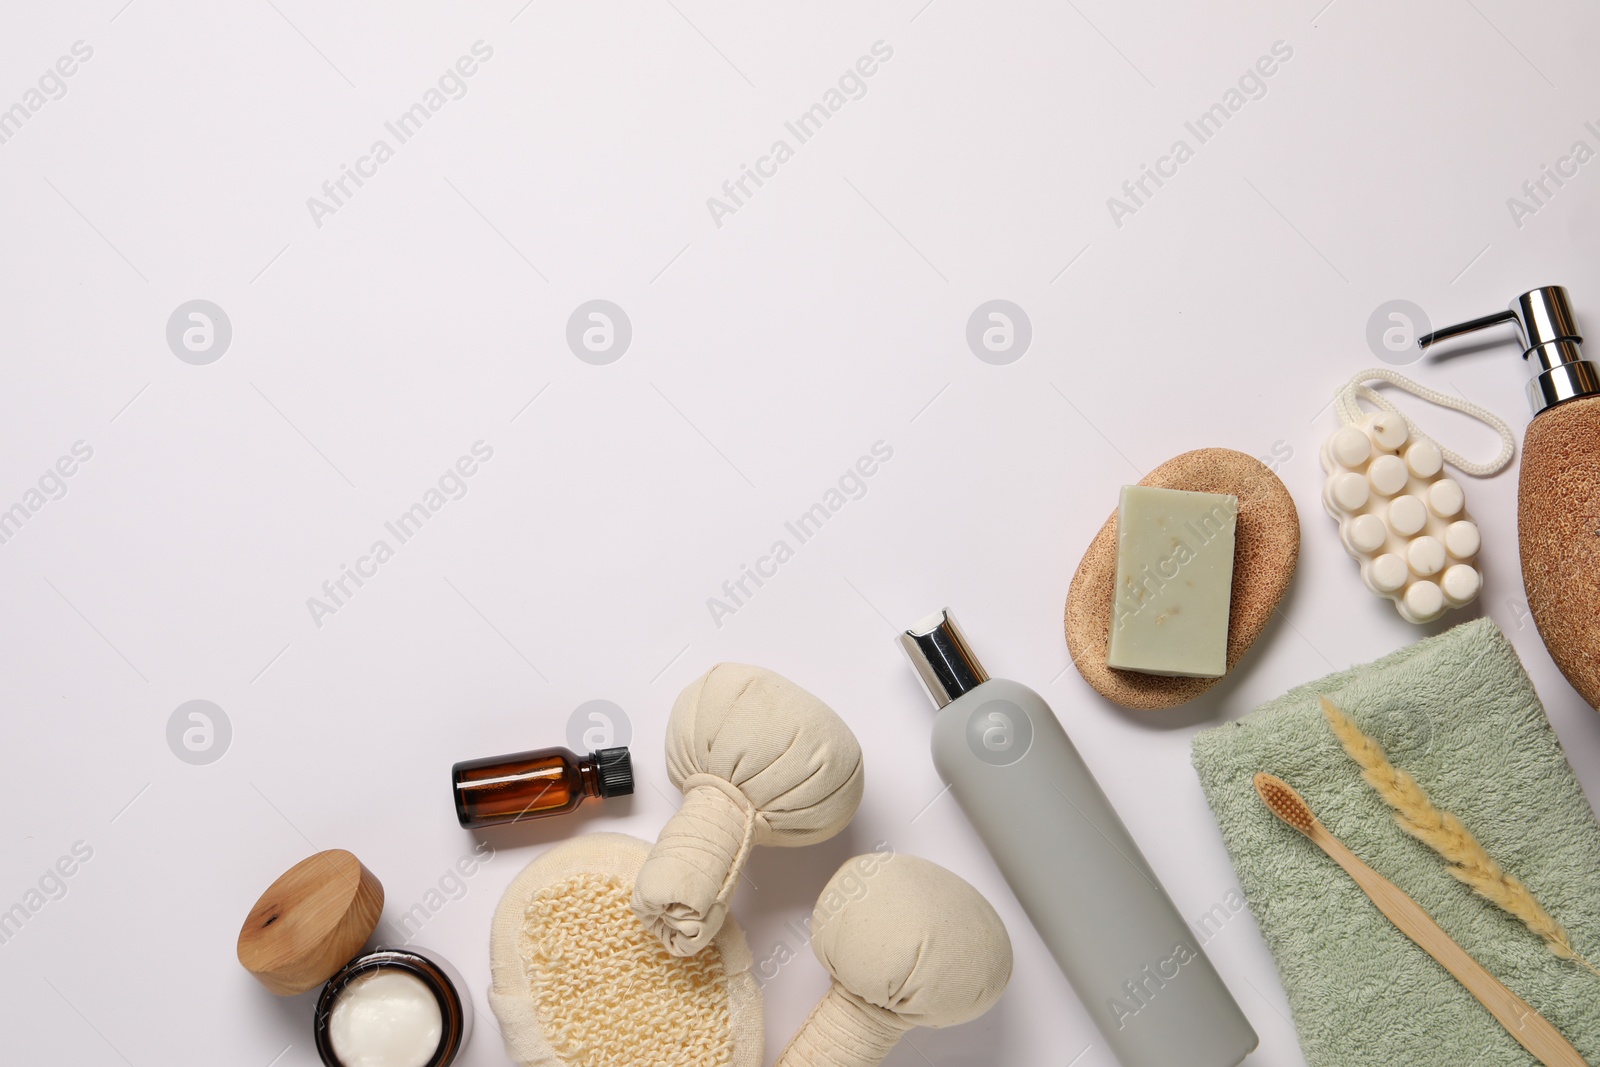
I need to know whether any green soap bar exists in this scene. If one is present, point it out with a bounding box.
[1106,485,1238,678]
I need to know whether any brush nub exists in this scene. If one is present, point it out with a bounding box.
[1254,773,1316,835]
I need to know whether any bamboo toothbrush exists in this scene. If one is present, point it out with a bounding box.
[1253,773,1590,1067]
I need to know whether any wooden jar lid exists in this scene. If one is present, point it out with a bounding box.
[237,849,384,996]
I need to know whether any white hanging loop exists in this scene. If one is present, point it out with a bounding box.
[1332,368,1515,478]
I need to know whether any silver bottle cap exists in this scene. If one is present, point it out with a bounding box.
[1418,285,1600,414]
[899,609,989,708]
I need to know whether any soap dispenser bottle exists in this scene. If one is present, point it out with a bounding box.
[1420,285,1600,708]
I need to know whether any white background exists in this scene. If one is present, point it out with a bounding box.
[2,1,1599,1065]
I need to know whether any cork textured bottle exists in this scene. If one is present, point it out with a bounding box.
[1420,285,1600,712]
[1520,397,1600,708]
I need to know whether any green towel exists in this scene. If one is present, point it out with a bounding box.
[1191,618,1600,1067]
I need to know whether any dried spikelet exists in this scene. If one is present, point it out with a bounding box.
[1319,695,1600,979]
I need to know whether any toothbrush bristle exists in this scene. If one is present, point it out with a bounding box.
[1254,773,1315,834]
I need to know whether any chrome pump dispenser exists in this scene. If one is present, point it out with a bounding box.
[1419,285,1599,413]
[1421,285,1600,710]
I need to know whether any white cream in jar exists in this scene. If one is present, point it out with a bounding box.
[327,969,444,1067]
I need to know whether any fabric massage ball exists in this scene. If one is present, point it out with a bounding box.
[632,663,865,956]
[773,851,1013,1067]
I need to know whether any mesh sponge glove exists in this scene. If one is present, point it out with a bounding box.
[632,663,865,956]
[775,851,1013,1067]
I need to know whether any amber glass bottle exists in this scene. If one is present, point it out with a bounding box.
[452,746,633,828]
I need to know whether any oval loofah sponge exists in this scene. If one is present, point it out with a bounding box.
[1066,448,1299,710]
[489,833,763,1067]
[633,664,864,956]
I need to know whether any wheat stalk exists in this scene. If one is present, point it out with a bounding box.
[1319,695,1600,979]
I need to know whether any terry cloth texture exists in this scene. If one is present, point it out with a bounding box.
[489,833,763,1067]
[1192,618,1600,1067]
[633,663,864,956]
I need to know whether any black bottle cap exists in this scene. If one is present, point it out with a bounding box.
[594,747,634,798]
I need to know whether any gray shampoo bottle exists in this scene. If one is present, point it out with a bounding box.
[899,609,1258,1067]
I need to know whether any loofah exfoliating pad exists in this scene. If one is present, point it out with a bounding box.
[633,663,864,956]
[1066,448,1300,710]
[489,833,762,1067]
